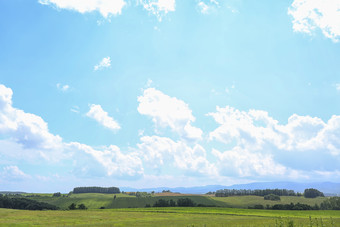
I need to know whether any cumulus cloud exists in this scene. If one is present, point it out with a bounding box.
[138,88,202,141]
[0,84,143,179]
[288,0,340,42]
[56,83,70,92]
[211,147,301,179]
[86,104,120,131]
[0,84,63,152]
[139,0,175,21]
[69,142,144,179]
[0,166,31,181]
[39,0,126,18]
[208,106,340,174]
[137,135,217,176]
[94,57,111,71]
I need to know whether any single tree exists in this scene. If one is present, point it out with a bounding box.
[68,203,76,210]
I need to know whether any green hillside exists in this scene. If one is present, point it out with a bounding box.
[25,193,226,209]
[24,193,327,210]
[211,195,327,208]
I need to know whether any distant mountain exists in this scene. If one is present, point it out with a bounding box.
[121,182,340,195]
[0,191,26,195]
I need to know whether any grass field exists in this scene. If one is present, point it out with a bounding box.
[1,207,339,226]
[211,196,327,208]
[24,193,328,210]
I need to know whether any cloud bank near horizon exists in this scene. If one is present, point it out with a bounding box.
[1,83,340,189]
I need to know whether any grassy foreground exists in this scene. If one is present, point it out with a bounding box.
[1,207,340,226]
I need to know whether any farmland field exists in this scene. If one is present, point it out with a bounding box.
[1,207,339,226]
[24,193,328,210]
[211,195,327,208]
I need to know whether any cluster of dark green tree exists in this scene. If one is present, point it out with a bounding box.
[215,189,297,197]
[52,192,62,197]
[135,192,152,198]
[264,194,281,201]
[0,194,58,210]
[73,186,120,194]
[151,198,200,207]
[68,203,87,210]
[303,188,324,198]
[249,203,319,210]
[320,197,340,210]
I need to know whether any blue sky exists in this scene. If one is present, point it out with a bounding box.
[0,0,340,192]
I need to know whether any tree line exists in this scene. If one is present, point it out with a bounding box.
[150,198,213,207]
[320,197,340,210]
[215,188,324,198]
[249,202,319,210]
[73,186,120,194]
[0,194,58,210]
[215,189,297,197]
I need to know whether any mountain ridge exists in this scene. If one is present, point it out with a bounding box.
[121,182,340,195]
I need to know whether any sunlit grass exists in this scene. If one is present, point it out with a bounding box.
[1,207,339,226]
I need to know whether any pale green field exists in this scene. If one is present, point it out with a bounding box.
[25,193,328,210]
[26,193,226,209]
[211,196,327,208]
[1,207,339,226]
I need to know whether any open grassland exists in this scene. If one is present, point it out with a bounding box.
[25,193,226,209]
[211,196,327,208]
[25,193,327,210]
[1,207,339,226]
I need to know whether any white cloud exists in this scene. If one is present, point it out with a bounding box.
[70,106,80,113]
[56,83,70,92]
[139,0,175,21]
[197,0,219,14]
[137,135,217,176]
[1,166,31,181]
[69,142,143,178]
[138,88,202,141]
[0,84,63,152]
[39,0,126,18]
[208,106,340,174]
[288,0,340,42]
[207,106,328,151]
[94,57,111,71]
[0,84,140,179]
[212,147,289,178]
[86,104,120,131]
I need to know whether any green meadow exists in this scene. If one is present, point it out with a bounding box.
[1,207,339,226]
[2,193,338,226]
[211,195,327,208]
[25,193,328,210]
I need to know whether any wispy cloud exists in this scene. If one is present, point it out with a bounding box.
[86,104,120,131]
[94,57,111,71]
[139,0,175,21]
[288,0,340,42]
[197,0,219,15]
[70,106,80,113]
[336,83,340,91]
[56,83,70,92]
